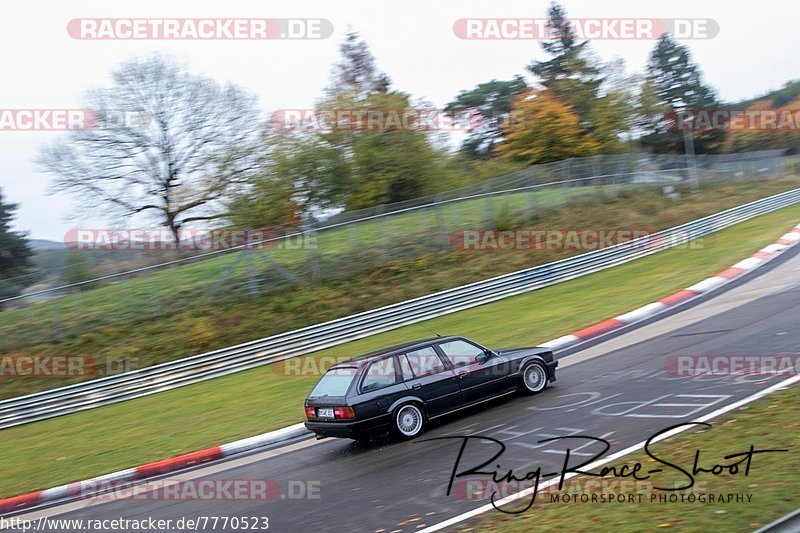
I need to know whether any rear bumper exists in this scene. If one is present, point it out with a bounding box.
[304,415,390,439]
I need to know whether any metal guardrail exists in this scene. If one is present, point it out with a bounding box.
[1,188,799,429]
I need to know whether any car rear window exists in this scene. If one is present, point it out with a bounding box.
[309,367,358,397]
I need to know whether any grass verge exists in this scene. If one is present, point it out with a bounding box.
[462,381,800,533]
[0,204,798,498]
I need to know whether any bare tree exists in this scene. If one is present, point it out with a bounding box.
[39,55,262,243]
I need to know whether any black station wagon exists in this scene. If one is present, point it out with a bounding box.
[304,336,558,440]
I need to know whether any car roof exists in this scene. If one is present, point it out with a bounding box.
[330,335,464,368]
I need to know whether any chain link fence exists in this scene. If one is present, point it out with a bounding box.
[0,149,797,349]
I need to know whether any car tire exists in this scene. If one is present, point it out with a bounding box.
[519,360,549,395]
[391,403,426,440]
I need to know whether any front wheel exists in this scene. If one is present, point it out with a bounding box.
[519,361,549,395]
[392,403,426,440]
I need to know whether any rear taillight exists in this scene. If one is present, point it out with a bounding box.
[305,407,316,419]
[334,406,356,419]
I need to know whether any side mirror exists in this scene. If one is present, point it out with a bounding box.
[476,351,492,363]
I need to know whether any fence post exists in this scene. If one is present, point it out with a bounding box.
[526,166,537,214]
[245,244,258,297]
[434,194,450,251]
[49,299,63,342]
[562,159,572,203]
[449,200,460,231]
[592,156,602,196]
[304,219,321,282]
[149,276,162,317]
[375,205,392,260]
[347,221,358,254]
[483,182,495,229]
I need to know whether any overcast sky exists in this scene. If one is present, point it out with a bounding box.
[2,0,797,240]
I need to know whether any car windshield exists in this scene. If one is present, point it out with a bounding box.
[309,367,358,397]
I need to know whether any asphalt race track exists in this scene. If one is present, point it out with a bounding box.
[8,246,800,533]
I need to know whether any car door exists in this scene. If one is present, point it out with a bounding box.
[436,339,513,404]
[399,346,463,416]
[356,356,409,420]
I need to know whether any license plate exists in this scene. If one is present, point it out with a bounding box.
[318,408,334,418]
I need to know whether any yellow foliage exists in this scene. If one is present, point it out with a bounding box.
[499,90,601,165]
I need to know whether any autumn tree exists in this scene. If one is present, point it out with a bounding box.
[526,2,632,154]
[499,90,600,164]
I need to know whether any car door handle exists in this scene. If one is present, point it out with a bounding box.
[458,371,468,378]
[412,383,422,390]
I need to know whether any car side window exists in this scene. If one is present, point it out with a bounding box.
[398,353,415,380]
[361,357,399,393]
[438,339,484,368]
[403,347,446,378]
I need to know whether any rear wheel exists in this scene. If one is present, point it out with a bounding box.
[519,361,548,395]
[392,403,426,439]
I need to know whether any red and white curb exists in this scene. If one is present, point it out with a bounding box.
[2,223,799,516]
[541,223,800,351]
[0,423,307,515]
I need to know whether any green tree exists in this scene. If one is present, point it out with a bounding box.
[642,34,722,153]
[526,2,630,153]
[228,131,350,228]
[317,33,444,208]
[61,250,95,287]
[328,31,391,99]
[444,77,528,158]
[528,3,603,129]
[0,189,33,302]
